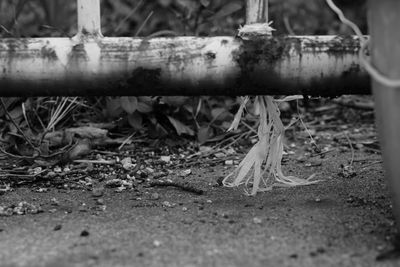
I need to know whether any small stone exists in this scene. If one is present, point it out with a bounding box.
[182,207,188,211]
[47,172,56,178]
[206,200,213,204]
[115,185,127,193]
[54,225,62,231]
[35,187,48,193]
[253,217,262,224]
[153,240,161,247]
[150,193,160,200]
[121,157,134,170]
[179,169,192,177]
[225,160,234,166]
[84,177,93,186]
[160,156,171,163]
[50,198,59,206]
[96,198,105,205]
[162,201,173,208]
[105,179,123,188]
[80,230,90,237]
[214,152,225,158]
[92,187,104,197]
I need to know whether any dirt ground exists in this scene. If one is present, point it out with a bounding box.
[1,153,399,266]
[1,106,400,267]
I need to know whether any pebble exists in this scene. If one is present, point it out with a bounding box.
[225,160,234,166]
[179,169,192,177]
[92,187,104,197]
[105,179,123,188]
[150,193,160,200]
[160,156,171,163]
[54,225,62,231]
[253,217,263,224]
[121,157,134,170]
[80,230,90,237]
[162,201,174,208]
[214,152,225,158]
[50,198,59,206]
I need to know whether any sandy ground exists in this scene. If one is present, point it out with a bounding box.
[0,147,399,267]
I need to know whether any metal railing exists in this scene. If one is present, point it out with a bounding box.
[0,0,369,96]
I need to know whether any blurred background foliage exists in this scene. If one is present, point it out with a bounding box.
[0,0,367,145]
[0,0,367,37]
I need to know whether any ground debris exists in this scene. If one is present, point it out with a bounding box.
[0,201,43,216]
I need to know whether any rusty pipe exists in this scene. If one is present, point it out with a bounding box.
[0,35,370,96]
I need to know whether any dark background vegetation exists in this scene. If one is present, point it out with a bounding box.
[0,0,367,37]
[0,0,368,147]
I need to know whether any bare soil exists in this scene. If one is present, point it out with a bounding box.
[1,149,399,267]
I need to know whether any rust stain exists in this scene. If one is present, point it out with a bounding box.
[221,39,229,46]
[41,46,58,60]
[303,35,361,54]
[205,51,216,60]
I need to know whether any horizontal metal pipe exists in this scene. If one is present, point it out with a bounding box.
[0,35,370,96]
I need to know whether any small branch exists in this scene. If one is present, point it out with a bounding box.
[73,159,116,165]
[135,11,153,37]
[344,132,355,166]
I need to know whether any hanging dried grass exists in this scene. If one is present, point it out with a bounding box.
[223,96,319,195]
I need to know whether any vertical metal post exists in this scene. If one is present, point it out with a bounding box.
[76,0,103,37]
[246,0,269,24]
[369,0,400,227]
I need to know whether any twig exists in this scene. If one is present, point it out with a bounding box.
[0,146,34,160]
[0,24,12,35]
[344,132,355,166]
[135,11,153,37]
[115,0,144,33]
[360,160,383,172]
[118,132,136,150]
[283,15,295,35]
[0,170,46,180]
[146,30,179,38]
[73,159,116,165]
